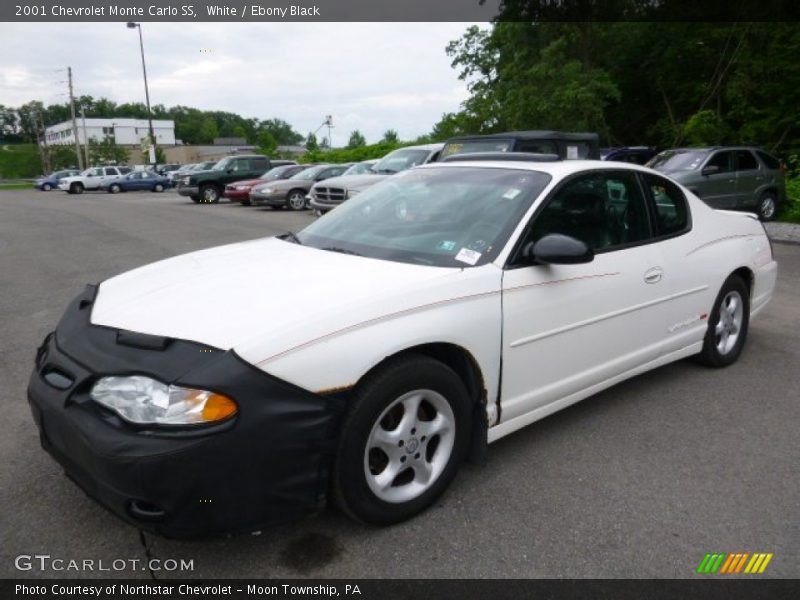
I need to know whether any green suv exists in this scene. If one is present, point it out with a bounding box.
[177,155,274,203]
[648,146,785,220]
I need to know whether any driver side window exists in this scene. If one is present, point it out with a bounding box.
[527,171,651,253]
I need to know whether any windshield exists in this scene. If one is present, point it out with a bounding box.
[344,162,375,175]
[647,150,707,171]
[372,149,431,174]
[260,165,292,179]
[441,140,514,158]
[296,166,551,267]
[211,158,231,171]
[290,165,327,179]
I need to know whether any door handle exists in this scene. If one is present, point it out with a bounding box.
[644,267,663,284]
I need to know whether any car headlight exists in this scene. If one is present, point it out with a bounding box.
[260,187,274,194]
[182,176,191,185]
[346,189,361,198]
[90,375,237,426]
[235,185,250,191]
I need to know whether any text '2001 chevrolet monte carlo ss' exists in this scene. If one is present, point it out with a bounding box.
[28,157,777,538]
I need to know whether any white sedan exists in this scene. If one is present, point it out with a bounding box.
[28,158,777,537]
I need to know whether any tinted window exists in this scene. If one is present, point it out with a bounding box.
[706,151,733,173]
[252,157,270,170]
[735,150,759,171]
[529,171,650,252]
[517,141,558,154]
[644,174,690,237]
[755,150,780,170]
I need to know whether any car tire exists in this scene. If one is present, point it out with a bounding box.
[240,199,252,206]
[332,354,471,525]
[153,183,164,193]
[70,183,84,195]
[756,192,778,221]
[109,184,121,194]
[287,190,307,211]
[41,183,52,191]
[696,274,750,368]
[200,184,221,204]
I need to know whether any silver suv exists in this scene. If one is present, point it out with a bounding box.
[648,146,785,221]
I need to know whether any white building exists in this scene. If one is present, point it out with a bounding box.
[44,118,176,146]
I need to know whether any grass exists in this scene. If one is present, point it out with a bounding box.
[0,182,33,190]
[777,176,800,223]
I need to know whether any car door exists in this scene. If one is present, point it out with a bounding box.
[638,172,709,356]
[84,168,104,188]
[129,172,147,190]
[696,150,737,208]
[500,169,666,424]
[733,149,762,209]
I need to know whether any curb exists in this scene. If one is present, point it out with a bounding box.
[764,222,800,246]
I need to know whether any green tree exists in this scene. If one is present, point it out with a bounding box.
[347,130,367,148]
[88,137,129,165]
[256,130,278,156]
[305,133,319,153]
[258,118,303,145]
[382,129,399,144]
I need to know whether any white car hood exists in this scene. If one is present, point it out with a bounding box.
[91,237,470,364]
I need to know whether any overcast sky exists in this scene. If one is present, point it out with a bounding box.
[0,22,485,144]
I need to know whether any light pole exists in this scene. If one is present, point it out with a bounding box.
[127,22,157,166]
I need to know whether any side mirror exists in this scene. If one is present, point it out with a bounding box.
[523,233,594,265]
[701,164,720,176]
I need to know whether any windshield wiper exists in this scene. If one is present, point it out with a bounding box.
[277,231,302,245]
[374,169,397,174]
[322,246,363,256]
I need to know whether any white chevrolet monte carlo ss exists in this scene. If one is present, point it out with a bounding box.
[28,158,777,538]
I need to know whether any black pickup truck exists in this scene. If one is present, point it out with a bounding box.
[176,155,294,203]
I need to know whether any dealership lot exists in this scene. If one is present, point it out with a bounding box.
[1,189,798,579]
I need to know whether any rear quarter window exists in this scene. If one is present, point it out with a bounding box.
[643,174,690,237]
[755,150,780,170]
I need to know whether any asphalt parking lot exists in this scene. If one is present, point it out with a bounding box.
[1,189,798,579]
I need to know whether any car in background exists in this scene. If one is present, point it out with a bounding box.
[155,164,181,177]
[100,170,170,194]
[250,164,351,210]
[601,146,657,165]
[28,157,777,537]
[176,155,275,203]
[647,146,786,220]
[224,164,308,205]
[308,144,443,214]
[440,131,601,161]
[58,166,133,194]
[342,159,378,176]
[34,169,81,191]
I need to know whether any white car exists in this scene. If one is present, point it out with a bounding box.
[29,158,777,537]
[58,166,132,194]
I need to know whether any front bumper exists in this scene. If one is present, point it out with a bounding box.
[176,185,199,197]
[250,191,286,207]
[223,188,250,201]
[28,285,345,538]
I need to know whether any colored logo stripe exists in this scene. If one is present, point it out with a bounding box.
[696,553,773,574]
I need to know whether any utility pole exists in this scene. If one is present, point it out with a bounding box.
[34,112,49,174]
[80,105,90,166]
[67,66,83,169]
[127,22,157,166]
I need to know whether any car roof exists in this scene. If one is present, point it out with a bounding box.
[447,130,599,142]
[416,158,656,178]
[390,143,444,151]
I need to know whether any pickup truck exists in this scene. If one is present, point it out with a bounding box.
[58,166,133,194]
[176,155,292,203]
